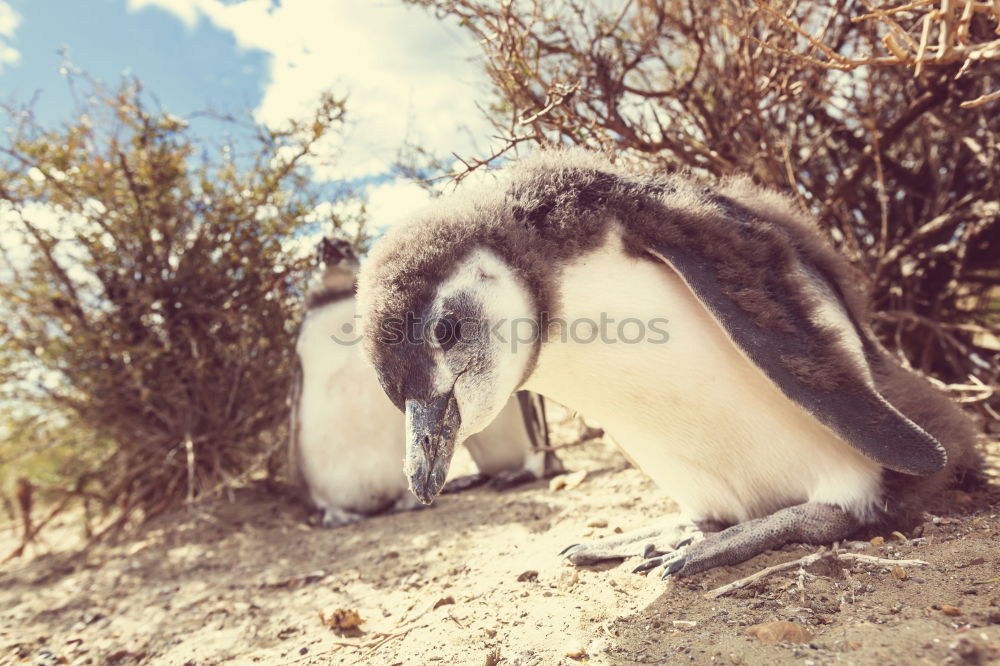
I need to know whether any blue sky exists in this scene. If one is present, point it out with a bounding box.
[0,0,491,231]
[2,0,267,125]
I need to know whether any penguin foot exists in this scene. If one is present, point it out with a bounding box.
[320,507,366,528]
[488,468,540,490]
[441,472,493,495]
[560,515,703,565]
[441,473,492,494]
[389,493,431,513]
[631,502,857,578]
[442,469,543,494]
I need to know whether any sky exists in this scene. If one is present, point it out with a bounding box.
[0,0,493,232]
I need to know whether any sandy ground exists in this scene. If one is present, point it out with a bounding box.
[2,412,999,666]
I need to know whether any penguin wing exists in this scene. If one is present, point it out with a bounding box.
[516,390,549,454]
[516,391,565,476]
[286,355,306,489]
[641,241,947,476]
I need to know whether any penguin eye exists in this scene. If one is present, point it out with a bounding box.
[433,317,461,352]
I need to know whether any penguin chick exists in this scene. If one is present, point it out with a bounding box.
[356,149,980,576]
[289,237,560,527]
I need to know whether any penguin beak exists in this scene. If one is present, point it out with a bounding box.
[404,394,461,504]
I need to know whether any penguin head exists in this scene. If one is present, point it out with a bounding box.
[360,246,538,504]
[317,236,360,274]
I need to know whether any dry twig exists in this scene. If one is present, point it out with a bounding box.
[705,546,932,599]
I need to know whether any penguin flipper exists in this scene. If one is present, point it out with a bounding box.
[286,356,307,492]
[642,241,947,476]
[516,390,565,477]
[634,502,856,578]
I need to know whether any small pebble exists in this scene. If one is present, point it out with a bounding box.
[557,569,579,590]
[940,605,962,616]
[432,596,455,610]
[563,470,588,490]
[745,621,812,644]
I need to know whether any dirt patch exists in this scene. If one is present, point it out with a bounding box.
[2,430,998,666]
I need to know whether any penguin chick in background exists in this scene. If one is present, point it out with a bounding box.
[289,237,562,527]
[356,150,981,577]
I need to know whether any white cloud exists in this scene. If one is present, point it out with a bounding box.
[126,0,200,29]
[0,45,18,66]
[280,179,432,261]
[365,179,433,231]
[125,0,492,184]
[0,0,19,36]
[0,1,21,71]
[0,204,35,271]
[0,201,103,297]
[279,229,320,264]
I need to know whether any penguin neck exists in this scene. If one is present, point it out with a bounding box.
[305,266,356,310]
[321,264,356,291]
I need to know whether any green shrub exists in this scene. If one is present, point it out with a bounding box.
[0,77,364,521]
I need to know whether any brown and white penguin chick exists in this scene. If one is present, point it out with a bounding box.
[289,237,561,527]
[355,149,980,577]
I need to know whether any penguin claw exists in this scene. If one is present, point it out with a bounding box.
[675,535,695,549]
[660,556,687,579]
[630,550,687,577]
[559,544,583,557]
[631,557,663,575]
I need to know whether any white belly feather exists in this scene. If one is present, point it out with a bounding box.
[296,300,408,515]
[524,233,883,524]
